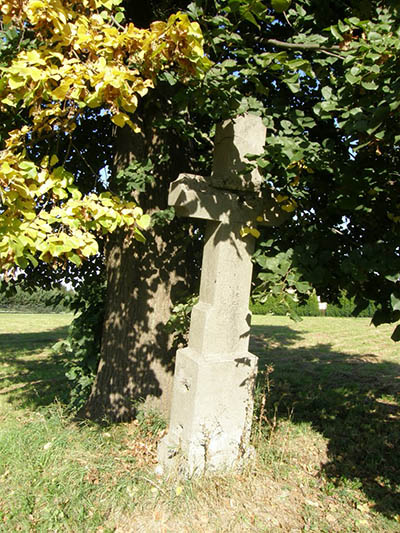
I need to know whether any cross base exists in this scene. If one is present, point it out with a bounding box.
[158,347,258,476]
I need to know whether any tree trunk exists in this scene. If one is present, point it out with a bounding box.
[82,108,194,422]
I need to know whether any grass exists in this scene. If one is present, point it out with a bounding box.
[0,313,72,408]
[250,316,400,532]
[0,313,399,532]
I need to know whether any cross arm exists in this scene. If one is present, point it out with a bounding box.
[168,174,288,226]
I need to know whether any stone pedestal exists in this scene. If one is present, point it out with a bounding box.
[158,218,257,475]
[158,347,257,475]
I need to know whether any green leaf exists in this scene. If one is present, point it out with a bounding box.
[187,2,204,18]
[134,229,146,243]
[391,325,400,342]
[337,20,349,33]
[286,59,309,70]
[294,281,311,294]
[162,71,177,86]
[26,253,38,268]
[391,293,400,312]
[69,253,82,266]
[286,81,300,93]
[321,86,332,100]
[345,72,360,84]
[367,31,381,41]
[361,80,378,91]
[330,26,342,40]
[256,157,269,169]
[239,8,260,28]
[114,11,125,23]
[15,255,28,269]
[19,161,36,171]
[271,0,291,13]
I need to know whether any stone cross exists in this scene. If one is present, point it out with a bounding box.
[157,114,284,476]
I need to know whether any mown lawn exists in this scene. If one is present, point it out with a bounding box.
[0,313,399,532]
[0,313,73,408]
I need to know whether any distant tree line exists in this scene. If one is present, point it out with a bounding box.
[250,291,376,318]
[0,284,376,317]
[0,286,71,313]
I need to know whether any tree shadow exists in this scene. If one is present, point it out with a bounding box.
[250,324,400,519]
[0,325,72,408]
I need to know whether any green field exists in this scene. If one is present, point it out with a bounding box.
[0,314,399,532]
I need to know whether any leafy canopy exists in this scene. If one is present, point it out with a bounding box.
[1,0,400,339]
[0,0,210,270]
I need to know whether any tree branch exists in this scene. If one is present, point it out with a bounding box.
[320,49,345,59]
[266,38,342,52]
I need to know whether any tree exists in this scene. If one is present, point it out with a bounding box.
[0,0,209,270]
[0,0,210,420]
[1,0,399,421]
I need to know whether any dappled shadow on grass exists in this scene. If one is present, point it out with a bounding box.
[0,325,70,356]
[250,325,400,520]
[0,326,72,408]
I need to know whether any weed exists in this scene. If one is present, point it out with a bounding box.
[135,403,167,437]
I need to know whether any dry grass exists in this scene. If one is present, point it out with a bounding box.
[110,421,381,533]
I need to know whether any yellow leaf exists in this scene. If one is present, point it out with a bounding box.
[97,56,107,70]
[29,67,44,82]
[1,162,13,174]
[175,486,183,496]
[281,199,298,213]
[137,214,151,230]
[9,76,25,90]
[40,156,49,169]
[126,119,141,133]
[249,227,260,238]
[37,179,55,196]
[28,0,45,10]
[81,241,99,257]
[25,50,46,65]
[1,97,16,107]
[52,84,71,100]
[132,207,143,217]
[240,226,260,238]
[111,112,129,128]
[86,91,103,109]
[276,194,288,203]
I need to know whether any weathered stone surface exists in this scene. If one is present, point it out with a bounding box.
[157,348,257,476]
[158,217,257,475]
[169,173,288,227]
[158,189,258,475]
[158,115,284,476]
[186,221,254,357]
[211,114,266,192]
